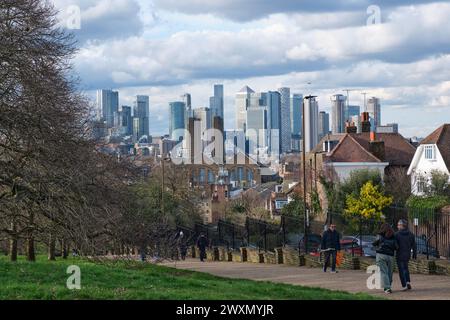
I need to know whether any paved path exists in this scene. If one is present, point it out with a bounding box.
[161,259,450,300]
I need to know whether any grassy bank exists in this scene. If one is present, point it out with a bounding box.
[0,256,376,300]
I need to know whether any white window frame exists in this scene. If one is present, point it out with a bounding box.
[424,145,436,160]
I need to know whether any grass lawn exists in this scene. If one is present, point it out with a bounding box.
[0,255,377,300]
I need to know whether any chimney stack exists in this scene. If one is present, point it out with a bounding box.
[361,112,371,133]
[369,130,385,161]
[345,121,357,134]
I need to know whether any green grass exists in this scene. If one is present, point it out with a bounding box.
[0,255,377,300]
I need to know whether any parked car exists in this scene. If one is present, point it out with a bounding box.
[342,235,377,257]
[340,239,364,256]
[415,236,439,258]
[298,233,322,252]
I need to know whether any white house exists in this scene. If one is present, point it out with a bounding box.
[407,124,450,195]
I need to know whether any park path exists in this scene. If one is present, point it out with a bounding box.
[161,259,450,300]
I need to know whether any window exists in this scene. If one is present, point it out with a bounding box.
[424,145,435,160]
[208,170,215,184]
[199,168,206,183]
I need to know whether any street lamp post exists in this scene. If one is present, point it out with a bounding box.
[302,95,317,254]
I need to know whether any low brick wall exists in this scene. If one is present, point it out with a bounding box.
[264,251,277,264]
[231,250,242,262]
[282,247,301,266]
[435,260,450,276]
[246,248,261,263]
[275,248,284,264]
[303,254,322,268]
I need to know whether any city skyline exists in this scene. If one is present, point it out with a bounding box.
[53,0,450,138]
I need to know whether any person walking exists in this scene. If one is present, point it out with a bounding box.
[321,224,341,273]
[196,233,208,262]
[178,231,187,261]
[372,223,397,294]
[395,219,417,291]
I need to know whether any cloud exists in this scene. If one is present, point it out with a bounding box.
[73,3,450,89]
[152,0,436,22]
[52,0,144,43]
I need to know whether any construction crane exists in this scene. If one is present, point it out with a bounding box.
[342,89,362,108]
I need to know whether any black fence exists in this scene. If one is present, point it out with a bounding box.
[179,206,450,260]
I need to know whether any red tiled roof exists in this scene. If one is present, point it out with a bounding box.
[314,132,416,166]
[420,124,450,171]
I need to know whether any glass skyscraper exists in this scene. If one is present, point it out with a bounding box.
[169,101,186,141]
[97,89,119,128]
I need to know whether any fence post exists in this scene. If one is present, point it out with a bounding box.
[435,210,439,258]
[232,224,235,250]
[359,217,363,257]
[282,216,286,247]
[264,223,267,252]
[246,217,250,248]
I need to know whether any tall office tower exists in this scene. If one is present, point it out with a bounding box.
[318,111,330,141]
[304,97,319,153]
[266,91,281,154]
[114,106,133,136]
[246,106,268,156]
[367,97,381,128]
[133,95,150,138]
[278,87,291,153]
[132,117,140,142]
[331,94,347,134]
[235,85,256,131]
[209,84,224,120]
[291,94,303,152]
[345,105,360,121]
[193,107,212,143]
[182,93,192,121]
[169,101,186,141]
[97,89,119,128]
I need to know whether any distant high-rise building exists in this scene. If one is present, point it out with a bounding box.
[246,106,268,155]
[377,123,398,134]
[133,95,150,139]
[304,97,319,152]
[331,94,347,134]
[235,85,256,131]
[367,97,381,128]
[209,84,224,120]
[318,111,330,141]
[169,101,186,141]
[114,105,132,136]
[97,89,119,128]
[266,91,281,154]
[291,94,303,152]
[193,107,212,142]
[345,105,360,122]
[278,87,292,153]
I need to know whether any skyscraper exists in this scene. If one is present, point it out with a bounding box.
[278,87,291,153]
[318,111,330,141]
[235,85,256,131]
[266,91,281,154]
[331,94,347,134]
[193,107,212,139]
[345,105,360,122]
[169,101,186,141]
[209,84,224,120]
[182,93,192,132]
[246,106,268,156]
[291,94,303,152]
[133,95,150,139]
[97,89,119,128]
[304,97,319,152]
[114,105,132,136]
[367,97,381,128]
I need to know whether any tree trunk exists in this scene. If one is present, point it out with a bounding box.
[9,221,17,262]
[10,236,18,262]
[26,236,35,262]
[62,240,68,259]
[48,233,56,261]
[26,212,35,262]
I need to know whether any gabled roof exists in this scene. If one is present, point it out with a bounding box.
[420,124,450,171]
[314,132,416,166]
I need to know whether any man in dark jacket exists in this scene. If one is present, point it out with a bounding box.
[321,224,341,273]
[395,219,417,291]
[196,233,208,262]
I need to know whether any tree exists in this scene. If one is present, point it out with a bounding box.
[281,193,305,218]
[345,181,393,221]
[384,167,411,206]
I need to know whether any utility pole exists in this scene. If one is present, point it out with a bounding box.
[302,94,317,254]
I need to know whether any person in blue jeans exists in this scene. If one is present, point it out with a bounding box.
[395,219,417,291]
[321,224,341,273]
[373,223,397,294]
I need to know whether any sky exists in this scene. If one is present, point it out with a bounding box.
[51,0,450,138]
